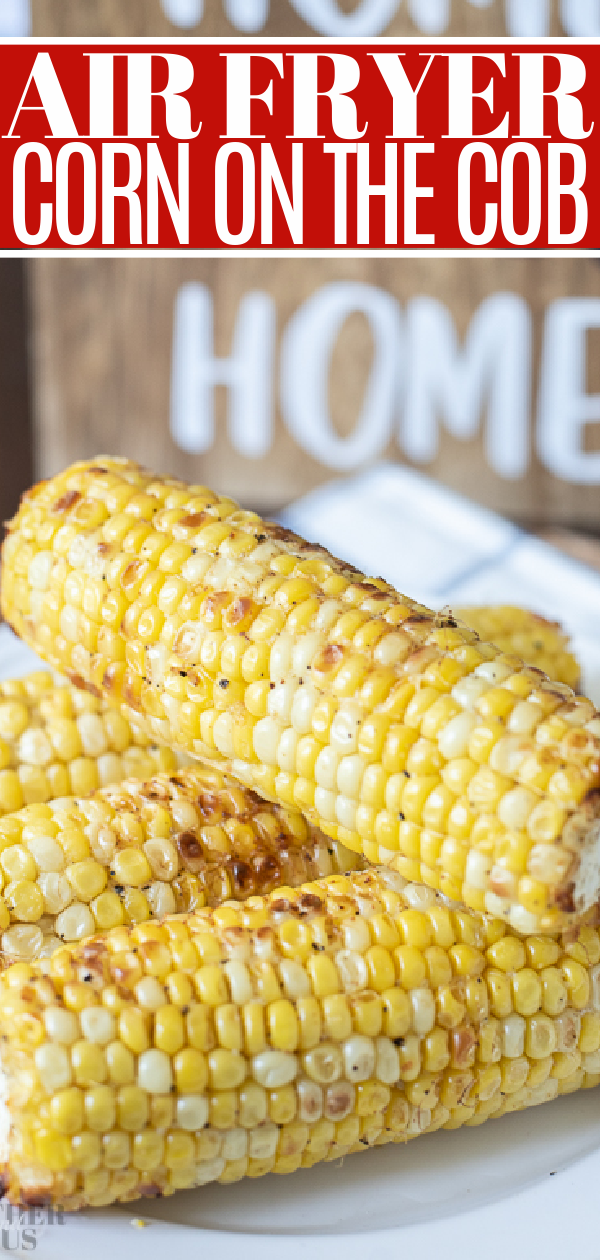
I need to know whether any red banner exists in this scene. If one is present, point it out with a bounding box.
[0,40,598,249]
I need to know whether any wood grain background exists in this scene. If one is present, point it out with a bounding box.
[31,0,575,37]
[27,256,600,525]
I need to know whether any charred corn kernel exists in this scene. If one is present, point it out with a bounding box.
[3,856,600,1206]
[6,461,598,934]
[0,765,359,956]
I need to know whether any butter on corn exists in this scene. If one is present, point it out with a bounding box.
[0,670,178,813]
[458,607,580,692]
[1,866,600,1211]
[0,765,361,962]
[3,457,600,935]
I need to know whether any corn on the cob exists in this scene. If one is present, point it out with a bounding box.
[3,457,600,936]
[1,865,599,1211]
[0,765,360,962]
[0,669,179,814]
[458,606,580,691]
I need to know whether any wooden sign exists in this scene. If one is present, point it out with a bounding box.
[28,255,600,527]
[31,0,600,39]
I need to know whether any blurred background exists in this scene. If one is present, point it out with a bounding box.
[4,258,600,557]
[3,0,600,37]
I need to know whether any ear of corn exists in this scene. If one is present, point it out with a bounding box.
[3,457,600,935]
[0,670,179,814]
[1,866,600,1211]
[0,765,360,962]
[458,606,580,692]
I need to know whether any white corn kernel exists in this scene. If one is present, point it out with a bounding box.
[335,796,357,831]
[27,835,65,873]
[527,844,571,885]
[314,601,344,632]
[17,729,53,767]
[143,838,179,881]
[465,849,493,891]
[270,634,294,682]
[297,1079,323,1123]
[292,634,322,676]
[337,754,368,798]
[314,787,338,823]
[375,1037,401,1085]
[489,866,518,901]
[303,1044,343,1084]
[290,685,318,735]
[277,728,299,773]
[138,1048,173,1094]
[508,905,540,935]
[374,632,411,667]
[268,680,296,724]
[342,919,371,952]
[176,1095,209,1131]
[44,1007,80,1045]
[224,961,254,1005]
[411,988,436,1035]
[451,677,490,710]
[248,1123,279,1160]
[253,717,283,766]
[77,714,108,757]
[336,950,368,994]
[196,1158,225,1185]
[583,1050,600,1073]
[490,736,529,777]
[330,703,362,754]
[80,1006,116,1045]
[502,1014,526,1058]
[222,1128,248,1161]
[555,1012,580,1053]
[34,1043,71,1092]
[324,1081,355,1121]
[474,661,514,683]
[508,701,543,736]
[438,712,479,759]
[98,751,128,792]
[343,1035,376,1082]
[146,883,177,918]
[135,977,166,1010]
[28,551,54,591]
[485,891,511,919]
[315,747,341,792]
[279,960,311,1000]
[252,1051,298,1088]
[55,903,95,941]
[529,1079,559,1107]
[213,712,235,758]
[2,924,44,959]
[39,872,72,915]
[498,787,537,830]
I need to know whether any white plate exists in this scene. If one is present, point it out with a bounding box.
[2,466,600,1260]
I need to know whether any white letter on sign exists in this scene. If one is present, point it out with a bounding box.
[170,282,275,458]
[538,299,600,483]
[280,281,402,469]
[6,52,78,137]
[402,294,531,479]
